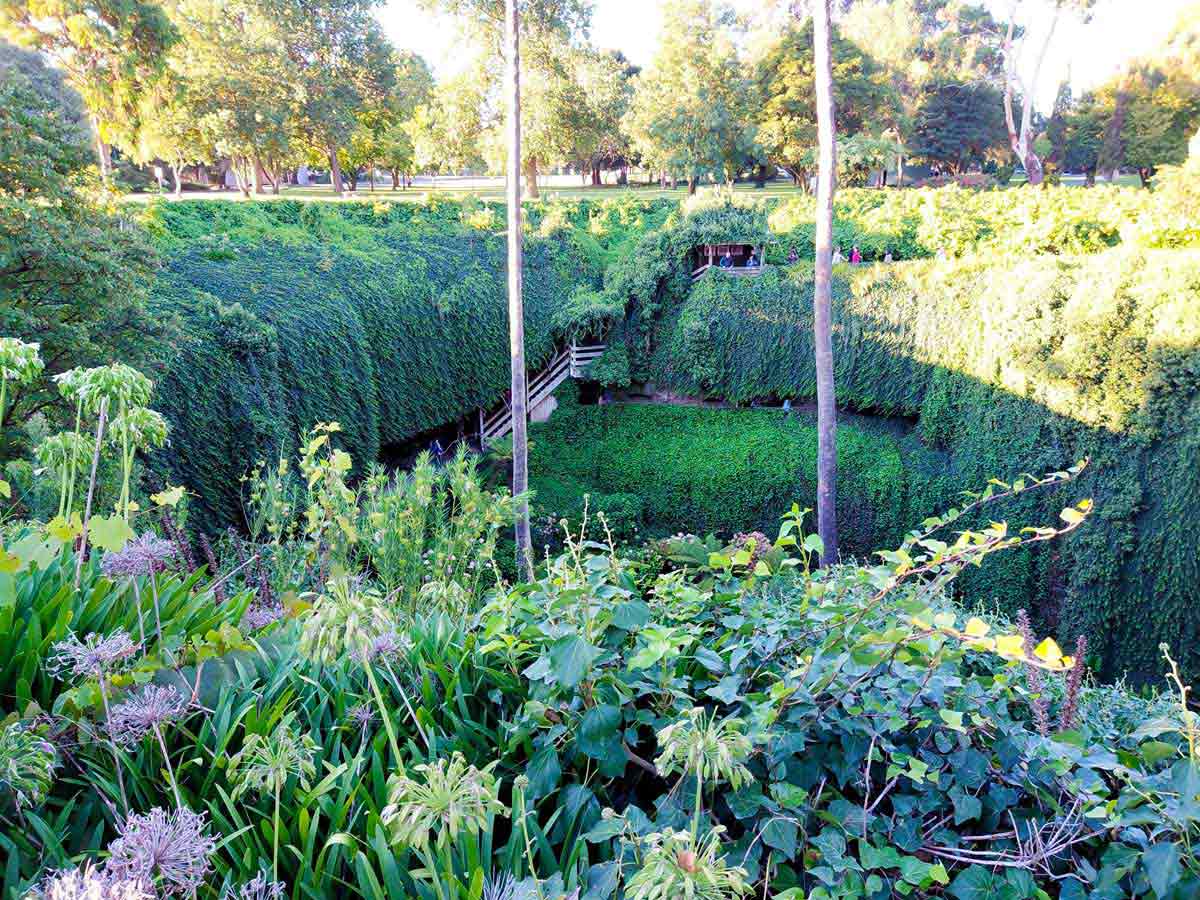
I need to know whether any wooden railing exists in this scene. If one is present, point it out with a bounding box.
[691,263,768,281]
[480,341,606,443]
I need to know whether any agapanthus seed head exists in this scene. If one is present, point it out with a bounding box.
[104,806,215,896]
[47,632,141,681]
[100,533,179,579]
[26,862,152,900]
[221,872,286,900]
[107,685,189,748]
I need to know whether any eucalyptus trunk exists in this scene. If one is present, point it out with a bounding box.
[506,0,533,581]
[329,148,344,197]
[811,0,839,566]
[523,156,540,199]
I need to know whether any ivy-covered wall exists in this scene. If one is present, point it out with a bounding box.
[148,205,602,531]
[593,220,1200,683]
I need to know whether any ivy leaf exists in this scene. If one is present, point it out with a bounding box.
[1143,842,1181,899]
[525,746,561,801]
[705,675,743,704]
[576,704,625,776]
[88,515,135,553]
[948,865,1004,900]
[549,635,598,688]
[760,818,798,859]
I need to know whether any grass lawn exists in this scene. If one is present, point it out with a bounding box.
[127,171,1145,203]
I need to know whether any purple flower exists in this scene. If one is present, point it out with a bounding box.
[241,601,284,632]
[223,872,286,900]
[29,862,152,900]
[107,685,190,748]
[352,629,407,664]
[46,632,141,681]
[104,807,215,896]
[347,703,375,735]
[101,533,179,579]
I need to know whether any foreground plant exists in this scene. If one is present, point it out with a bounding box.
[299,577,422,758]
[625,828,750,900]
[104,806,215,896]
[382,752,506,850]
[107,685,191,808]
[47,631,142,812]
[227,713,318,881]
[655,708,753,840]
[26,862,152,900]
[101,533,180,653]
[0,720,56,811]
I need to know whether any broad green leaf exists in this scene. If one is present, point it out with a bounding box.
[88,514,135,553]
[549,634,598,688]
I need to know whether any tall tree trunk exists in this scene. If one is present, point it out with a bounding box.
[91,115,113,182]
[896,152,905,188]
[329,149,344,197]
[391,169,400,190]
[811,0,839,566]
[506,0,533,581]
[686,175,696,195]
[172,163,183,199]
[234,159,251,198]
[1002,0,1057,187]
[252,157,264,194]
[591,165,601,186]
[523,156,540,199]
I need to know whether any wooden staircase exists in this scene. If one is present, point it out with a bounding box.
[480,342,605,443]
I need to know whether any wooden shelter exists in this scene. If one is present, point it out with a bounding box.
[691,243,765,280]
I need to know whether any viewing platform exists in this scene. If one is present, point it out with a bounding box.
[691,242,767,280]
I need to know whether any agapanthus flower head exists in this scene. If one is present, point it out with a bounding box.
[46,631,141,681]
[624,827,750,900]
[100,533,179,579]
[27,862,152,900]
[299,578,396,665]
[482,871,515,900]
[104,806,215,896]
[107,685,189,748]
[221,872,286,900]
[655,708,754,791]
[0,720,56,811]
[347,703,375,735]
[227,713,318,800]
[381,752,507,850]
[351,628,408,664]
[241,601,284,632]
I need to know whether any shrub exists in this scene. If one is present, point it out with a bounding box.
[602,239,1200,684]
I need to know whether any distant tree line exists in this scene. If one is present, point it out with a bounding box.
[1,0,1197,195]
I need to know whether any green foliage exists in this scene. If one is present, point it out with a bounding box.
[144,199,599,531]
[0,70,162,441]
[528,404,916,558]
[602,236,1200,684]
[4,460,1198,900]
[910,80,1008,174]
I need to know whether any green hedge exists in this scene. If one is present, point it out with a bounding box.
[605,242,1200,683]
[149,219,597,531]
[529,403,935,558]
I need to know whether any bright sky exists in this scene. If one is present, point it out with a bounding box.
[376,0,1195,113]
